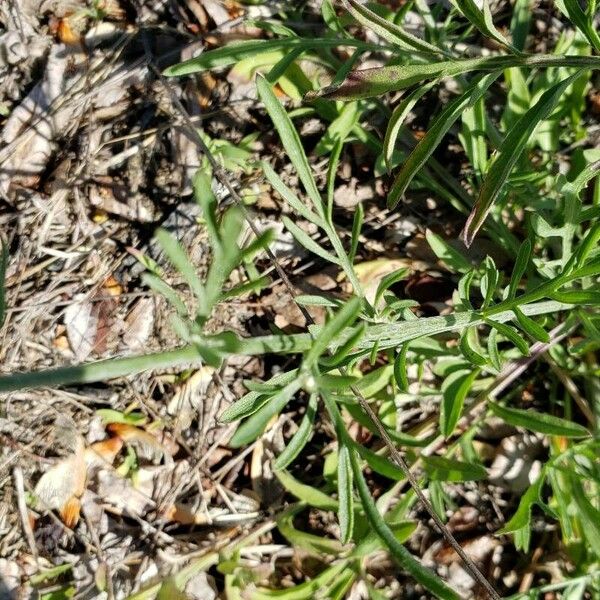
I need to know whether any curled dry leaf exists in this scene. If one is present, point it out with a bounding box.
[107,423,179,462]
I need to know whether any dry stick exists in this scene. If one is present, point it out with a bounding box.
[144,46,501,600]
[13,465,38,562]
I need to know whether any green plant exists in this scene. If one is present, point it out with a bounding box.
[3,1,600,598]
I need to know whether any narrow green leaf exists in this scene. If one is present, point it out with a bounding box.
[155,229,205,309]
[375,267,410,307]
[393,344,410,392]
[452,0,517,52]
[295,295,340,308]
[426,230,472,273]
[220,390,265,423]
[353,442,405,481]
[458,270,476,309]
[513,306,550,343]
[30,563,73,585]
[422,456,487,482]
[96,409,147,426]
[242,369,300,394]
[193,171,220,245]
[573,222,600,269]
[570,478,600,556]
[460,327,488,367]
[317,374,360,391]
[308,55,600,101]
[555,0,600,52]
[221,276,270,301]
[549,290,600,305]
[355,364,394,398]
[274,394,318,470]
[254,564,350,600]
[348,445,459,599]
[164,38,376,76]
[489,402,590,438]
[142,273,188,317]
[265,47,304,84]
[462,74,579,247]
[262,162,323,226]
[303,297,362,368]
[388,73,498,208]
[510,0,532,52]
[326,138,343,220]
[384,83,436,172]
[229,382,301,447]
[441,369,479,437]
[498,473,544,534]
[507,239,532,299]
[349,202,363,264]
[275,469,338,510]
[481,256,499,308]
[316,101,360,156]
[319,322,366,368]
[485,319,530,356]
[283,217,340,265]
[277,507,343,555]
[257,75,323,212]
[487,327,502,371]
[342,0,443,55]
[337,443,355,544]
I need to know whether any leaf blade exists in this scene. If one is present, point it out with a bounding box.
[388,73,499,208]
[462,74,579,246]
[489,402,590,438]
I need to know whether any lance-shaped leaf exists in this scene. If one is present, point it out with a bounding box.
[451,0,518,53]
[555,0,600,52]
[498,472,545,540]
[384,82,436,172]
[307,54,600,101]
[388,73,498,209]
[489,401,590,438]
[229,381,302,447]
[164,38,377,76]
[323,395,459,600]
[422,456,487,482]
[155,229,205,311]
[342,0,443,55]
[303,297,362,368]
[276,469,338,510]
[462,74,579,247]
[441,368,480,437]
[507,239,532,299]
[337,443,355,544]
[274,393,318,470]
[349,440,459,599]
[257,74,323,214]
[283,216,340,265]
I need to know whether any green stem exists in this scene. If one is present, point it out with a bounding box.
[0,300,573,393]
